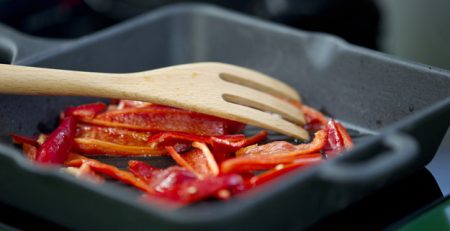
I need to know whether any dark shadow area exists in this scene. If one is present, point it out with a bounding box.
[0,200,67,230]
[308,168,443,230]
[0,46,13,64]
[0,0,380,49]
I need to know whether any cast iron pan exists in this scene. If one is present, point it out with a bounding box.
[0,3,449,230]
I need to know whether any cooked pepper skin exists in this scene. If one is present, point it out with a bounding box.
[129,160,243,205]
[36,116,77,164]
[302,105,328,131]
[83,105,245,136]
[63,102,107,119]
[323,119,353,156]
[66,155,153,193]
[221,130,326,173]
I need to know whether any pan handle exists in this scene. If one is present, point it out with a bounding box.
[0,23,68,64]
[319,132,419,183]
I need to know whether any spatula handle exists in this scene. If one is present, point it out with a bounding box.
[0,64,118,98]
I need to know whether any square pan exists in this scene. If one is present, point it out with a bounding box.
[0,3,449,230]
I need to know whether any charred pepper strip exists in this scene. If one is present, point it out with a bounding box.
[335,122,354,150]
[248,159,320,186]
[129,161,243,205]
[128,160,161,183]
[240,130,269,147]
[22,143,37,161]
[11,134,39,147]
[147,131,266,162]
[148,174,243,205]
[323,119,346,156]
[74,124,186,156]
[236,130,326,157]
[148,132,244,155]
[36,116,76,164]
[166,142,220,178]
[73,138,167,156]
[82,106,245,136]
[76,124,153,146]
[221,130,326,173]
[191,142,220,176]
[301,105,328,131]
[129,161,195,187]
[210,130,268,163]
[221,153,323,173]
[128,161,198,195]
[165,147,200,177]
[66,155,153,193]
[63,102,107,120]
[73,126,257,157]
[210,130,268,152]
[148,131,245,145]
[149,132,215,144]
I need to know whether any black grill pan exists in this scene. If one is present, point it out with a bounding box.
[0,3,449,230]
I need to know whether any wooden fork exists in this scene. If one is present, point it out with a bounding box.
[0,62,309,140]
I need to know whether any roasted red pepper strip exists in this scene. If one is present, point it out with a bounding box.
[73,126,251,157]
[148,131,245,145]
[129,160,200,198]
[73,138,168,156]
[63,102,107,120]
[130,160,244,205]
[236,130,326,157]
[221,130,326,173]
[129,161,194,188]
[66,154,152,193]
[73,123,261,158]
[81,106,245,136]
[210,130,268,163]
[22,143,38,161]
[248,159,317,186]
[148,131,267,163]
[166,142,220,178]
[191,142,220,176]
[335,122,354,150]
[36,116,76,164]
[128,160,162,183]
[130,161,209,205]
[210,130,268,152]
[221,153,323,173]
[301,105,328,131]
[147,132,243,155]
[11,134,39,147]
[323,119,354,156]
[240,130,269,147]
[148,131,265,161]
[77,124,153,146]
[165,147,199,177]
[149,132,214,144]
[149,174,243,205]
[74,124,185,156]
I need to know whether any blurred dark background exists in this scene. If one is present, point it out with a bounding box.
[0,0,381,49]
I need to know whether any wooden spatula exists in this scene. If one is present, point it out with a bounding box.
[0,62,309,140]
